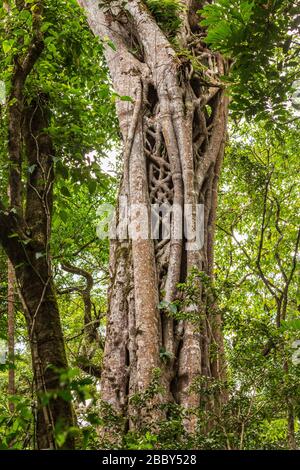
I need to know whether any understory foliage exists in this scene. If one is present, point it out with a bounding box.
[201,0,300,127]
[144,0,182,37]
[0,0,299,450]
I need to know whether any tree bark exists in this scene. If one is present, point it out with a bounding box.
[7,259,15,413]
[0,96,75,449]
[79,0,228,434]
[0,1,75,445]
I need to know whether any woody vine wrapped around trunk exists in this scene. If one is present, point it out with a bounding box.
[78,0,229,433]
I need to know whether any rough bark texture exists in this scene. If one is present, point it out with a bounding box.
[7,259,15,413]
[79,0,228,433]
[0,2,74,447]
[0,98,75,449]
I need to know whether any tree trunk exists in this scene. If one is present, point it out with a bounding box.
[0,1,75,448]
[79,0,228,433]
[7,259,15,413]
[0,97,75,449]
[22,98,75,449]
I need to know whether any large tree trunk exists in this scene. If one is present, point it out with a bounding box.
[79,0,228,433]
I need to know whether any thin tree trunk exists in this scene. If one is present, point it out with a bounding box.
[0,95,75,450]
[287,405,297,450]
[7,259,15,413]
[79,0,228,434]
[0,2,75,448]
[283,358,297,449]
[21,97,75,449]
[1,97,75,449]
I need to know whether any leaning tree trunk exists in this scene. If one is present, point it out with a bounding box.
[79,0,228,433]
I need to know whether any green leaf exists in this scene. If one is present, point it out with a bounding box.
[2,40,14,55]
[88,179,97,194]
[60,186,71,198]
[119,95,133,102]
[107,40,116,51]
[280,320,300,332]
